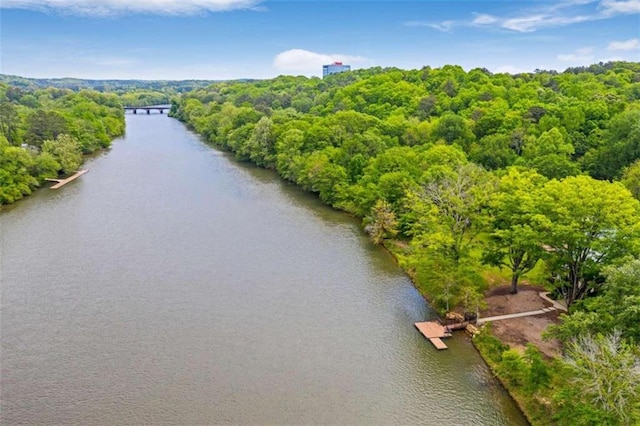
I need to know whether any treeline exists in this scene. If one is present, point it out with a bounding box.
[0,83,125,204]
[172,63,640,423]
[0,73,228,109]
[172,62,640,305]
[0,74,219,94]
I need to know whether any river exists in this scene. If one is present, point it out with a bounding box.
[0,114,527,425]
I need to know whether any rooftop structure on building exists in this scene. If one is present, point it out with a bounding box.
[322,62,351,78]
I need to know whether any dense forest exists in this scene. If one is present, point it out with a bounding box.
[0,83,125,204]
[1,62,638,423]
[171,62,640,425]
[0,74,247,204]
[0,74,228,110]
[0,74,218,95]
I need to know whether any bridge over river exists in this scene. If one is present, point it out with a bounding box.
[124,104,171,114]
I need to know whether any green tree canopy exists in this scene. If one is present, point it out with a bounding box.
[536,176,640,307]
[483,167,547,293]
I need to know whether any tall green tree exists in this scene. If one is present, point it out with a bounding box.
[42,134,82,175]
[550,258,640,343]
[621,159,640,200]
[0,101,20,145]
[536,176,640,307]
[245,116,276,168]
[483,167,547,293]
[24,110,68,148]
[0,140,38,204]
[432,113,475,152]
[364,199,398,245]
[406,163,493,310]
[411,163,495,264]
[585,109,640,180]
[521,127,579,179]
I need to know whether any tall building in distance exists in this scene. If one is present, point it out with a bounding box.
[322,61,351,78]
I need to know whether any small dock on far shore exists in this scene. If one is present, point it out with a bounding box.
[414,319,473,350]
[45,169,88,189]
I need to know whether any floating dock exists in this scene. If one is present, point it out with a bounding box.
[45,169,88,189]
[414,321,452,350]
[414,320,473,350]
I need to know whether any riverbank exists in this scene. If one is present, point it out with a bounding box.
[381,238,563,425]
[473,288,564,425]
[169,67,640,425]
[0,143,106,207]
[173,113,549,423]
[0,87,125,206]
[1,113,528,424]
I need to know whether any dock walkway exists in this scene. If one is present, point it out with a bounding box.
[415,292,566,350]
[477,307,557,324]
[45,169,88,189]
[477,292,567,324]
[414,321,456,350]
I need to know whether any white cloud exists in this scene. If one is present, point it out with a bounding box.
[0,0,261,15]
[404,20,456,31]
[500,15,545,31]
[472,14,499,25]
[553,0,598,7]
[422,10,594,33]
[607,38,640,50]
[417,0,638,33]
[502,14,593,32]
[428,20,456,31]
[558,47,595,63]
[601,0,640,14]
[273,49,369,75]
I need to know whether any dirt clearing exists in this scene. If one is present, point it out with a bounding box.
[480,285,563,358]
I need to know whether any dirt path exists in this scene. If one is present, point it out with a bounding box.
[480,285,563,358]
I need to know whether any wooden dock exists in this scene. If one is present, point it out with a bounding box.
[414,321,452,350]
[414,319,474,350]
[45,169,88,189]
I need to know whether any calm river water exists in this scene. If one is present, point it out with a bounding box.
[0,114,527,425]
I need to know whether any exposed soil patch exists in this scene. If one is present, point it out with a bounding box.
[480,285,563,358]
[482,284,551,315]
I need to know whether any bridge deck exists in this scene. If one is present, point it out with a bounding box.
[124,106,169,114]
[123,105,170,110]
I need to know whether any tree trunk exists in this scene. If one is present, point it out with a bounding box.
[510,273,519,294]
[510,255,523,294]
[566,264,581,308]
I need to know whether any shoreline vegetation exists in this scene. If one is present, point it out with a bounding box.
[2,63,639,424]
[0,84,126,205]
[0,82,188,205]
[169,62,640,425]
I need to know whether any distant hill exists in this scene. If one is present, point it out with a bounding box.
[0,74,235,93]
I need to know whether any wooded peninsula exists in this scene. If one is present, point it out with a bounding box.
[1,62,639,425]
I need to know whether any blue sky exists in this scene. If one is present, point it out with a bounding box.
[1,0,639,80]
